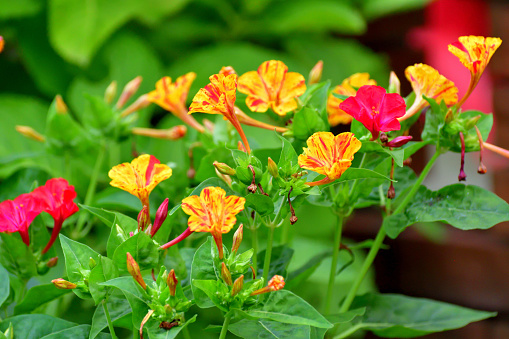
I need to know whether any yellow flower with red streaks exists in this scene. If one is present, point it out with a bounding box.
[147,73,204,132]
[189,73,251,153]
[108,154,172,208]
[400,64,458,121]
[238,60,306,116]
[327,73,376,126]
[448,36,502,107]
[298,132,361,186]
[0,36,4,53]
[181,186,245,259]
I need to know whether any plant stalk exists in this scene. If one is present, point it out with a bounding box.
[103,299,118,339]
[219,313,232,339]
[262,225,275,284]
[324,214,344,314]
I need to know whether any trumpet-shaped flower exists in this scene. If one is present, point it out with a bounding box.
[327,73,377,126]
[448,36,502,107]
[109,154,172,212]
[0,193,42,246]
[189,73,251,153]
[298,132,362,186]
[32,178,79,253]
[238,60,306,116]
[251,275,285,296]
[147,73,205,132]
[400,64,458,121]
[181,186,245,259]
[339,85,406,140]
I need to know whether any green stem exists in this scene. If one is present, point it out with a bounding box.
[262,225,275,284]
[219,313,232,339]
[102,299,117,339]
[251,225,258,272]
[280,221,290,244]
[348,153,367,196]
[324,214,344,314]
[74,144,107,237]
[340,149,442,313]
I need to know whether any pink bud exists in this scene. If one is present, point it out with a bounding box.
[386,136,413,148]
[151,198,169,237]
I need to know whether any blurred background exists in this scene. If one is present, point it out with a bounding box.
[2,0,509,338]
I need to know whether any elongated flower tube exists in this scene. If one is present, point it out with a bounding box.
[147,73,205,132]
[0,193,42,246]
[132,126,187,140]
[400,64,458,121]
[327,73,377,126]
[127,252,147,289]
[234,107,288,133]
[109,155,172,213]
[339,85,406,140]
[448,36,502,107]
[32,178,79,254]
[190,73,251,153]
[298,132,362,186]
[238,60,306,116]
[251,275,285,296]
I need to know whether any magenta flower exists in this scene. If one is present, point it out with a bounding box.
[0,193,42,246]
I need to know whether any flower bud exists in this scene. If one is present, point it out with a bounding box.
[221,262,232,286]
[167,269,178,297]
[464,115,481,130]
[213,161,236,176]
[215,168,233,188]
[231,224,243,254]
[121,94,151,117]
[445,109,455,123]
[55,95,68,114]
[137,205,150,231]
[250,275,285,296]
[151,198,169,237]
[308,60,323,85]
[387,183,395,199]
[104,81,117,104]
[386,136,413,148]
[89,257,97,269]
[231,275,244,296]
[388,71,400,94]
[116,76,142,110]
[52,278,77,289]
[379,132,388,143]
[127,252,146,290]
[15,125,45,142]
[47,256,58,268]
[268,157,278,178]
[219,66,237,76]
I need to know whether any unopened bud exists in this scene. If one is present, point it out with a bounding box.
[52,278,76,289]
[121,94,151,117]
[379,132,388,143]
[238,141,247,153]
[151,198,169,237]
[15,125,45,142]
[478,162,487,174]
[137,205,150,231]
[231,224,243,254]
[132,126,187,140]
[55,95,68,114]
[268,157,278,178]
[213,161,236,176]
[387,183,395,199]
[388,71,400,94]
[89,257,97,269]
[215,168,233,187]
[104,81,117,104]
[445,109,455,123]
[251,275,285,296]
[386,136,413,148]
[458,131,467,182]
[47,256,58,268]
[219,66,237,76]
[231,275,244,296]
[127,252,146,290]
[221,262,232,286]
[290,215,298,225]
[116,76,142,110]
[464,115,481,130]
[308,60,323,85]
[167,269,178,296]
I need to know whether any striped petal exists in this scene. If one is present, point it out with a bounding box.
[448,36,502,76]
[405,64,458,106]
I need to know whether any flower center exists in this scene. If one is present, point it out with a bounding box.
[371,106,379,116]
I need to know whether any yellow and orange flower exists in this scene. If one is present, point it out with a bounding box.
[108,154,172,209]
[0,36,4,54]
[251,275,285,296]
[238,60,306,116]
[181,186,245,259]
[147,73,205,132]
[298,132,361,186]
[190,73,251,153]
[448,36,502,107]
[400,64,458,121]
[219,66,237,76]
[326,73,376,126]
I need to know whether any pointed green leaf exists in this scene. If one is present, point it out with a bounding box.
[112,232,159,273]
[0,314,75,339]
[14,283,71,315]
[229,318,311,338]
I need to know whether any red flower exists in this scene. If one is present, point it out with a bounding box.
[32,178,79,253]
[0,193,42,246]
[339,85,406,140]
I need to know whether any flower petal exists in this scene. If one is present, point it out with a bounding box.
[448,36,502,75]
[405,64,458,106]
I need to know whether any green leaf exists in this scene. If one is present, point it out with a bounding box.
[257,246,294,278]
[293,107,328,140]
[384,184,509,238]
[112,232,159,273]
[190,238,218,308]
[362,0,430,20]
[0,314,75,339]
[276,133,300,178]
[146,314,197,339]
[341,293,496,338]
[0,264,9,307]
[89,256,119,305]
[106,215,138,258]
[40,325,104,339]
[192,280,228,312]
[244,290,332,329]
[14,283,71,315]
[90,297,131,339]
[351,118,371,141]
[245,194,274,217]
[360,141,404,167]
[229,318,311,339]
[0,233,37,280]
[286,250,331,289]
[0,0,41,18]
[60,234,100,299]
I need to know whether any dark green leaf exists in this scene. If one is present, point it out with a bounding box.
[145,314,197,339]
[0,264,9,307]
[362,0,429,20]
[360,141,404,167]
[89,256,119,305]
[286,250,331,289]
[192,280,228,312]
[0,314,75,339]
[90,297,131,339]
[40,325,102,339]
[257,246,294,278]
[245,194,274,217]
[112,232,159,273]
[229,318,311,338]
[293,107,327,140]
[14,283,71,315]
[190,238,218,308]
[0,233,37,280]
[276,133,299,178]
